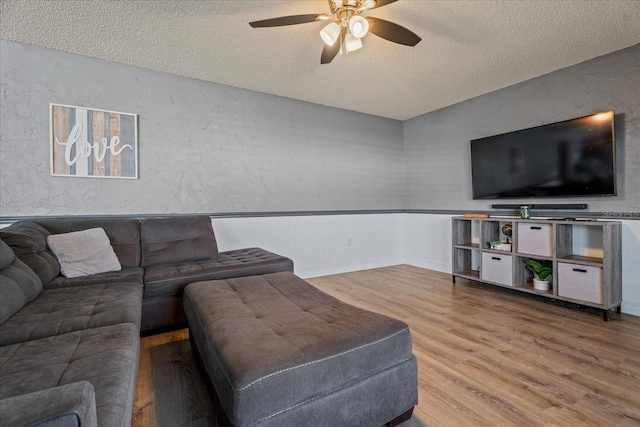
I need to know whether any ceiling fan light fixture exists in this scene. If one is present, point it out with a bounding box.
[345,33,363,52]
[320,22,341,46]
[359,0,376,10]
[348,15,369,38]
[250,0,420,65]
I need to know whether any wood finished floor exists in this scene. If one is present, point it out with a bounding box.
[133,265,640,427]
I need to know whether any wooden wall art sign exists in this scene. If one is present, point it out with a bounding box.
[50,103,138,179]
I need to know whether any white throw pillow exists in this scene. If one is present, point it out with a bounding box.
[47,228,121,278]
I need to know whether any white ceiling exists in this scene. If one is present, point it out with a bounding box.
[1,0,639,121]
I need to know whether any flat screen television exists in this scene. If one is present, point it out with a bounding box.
[471,111,616,199]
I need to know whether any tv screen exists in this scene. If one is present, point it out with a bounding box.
[471,111,616,199]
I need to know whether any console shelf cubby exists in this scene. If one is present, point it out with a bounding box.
[451,217,622,320]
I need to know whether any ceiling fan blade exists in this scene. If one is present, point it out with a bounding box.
[321,27,345,64]
[366,17,421,46]
[368,0,399,10]
[249,14,329,28]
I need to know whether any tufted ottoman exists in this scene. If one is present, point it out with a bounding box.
[184,272,418,427]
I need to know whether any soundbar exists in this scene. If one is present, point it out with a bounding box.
[491,204,588,210]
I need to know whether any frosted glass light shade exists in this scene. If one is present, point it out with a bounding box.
[348,16,369,38]
[320,22,341,46]
[345,33,362,52]
[360,0,376,10]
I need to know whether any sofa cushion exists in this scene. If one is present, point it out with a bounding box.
[140,216,218,267]
[47,228,122,278]
[35,218,142,268]
[143,248,294,299]
[0,381,98,427]
[0,323,139,427]
[0,278,143,346]
[0,239,43,324]
[0,240,15,270]
[46,267,144,289]
[0,221,60,285]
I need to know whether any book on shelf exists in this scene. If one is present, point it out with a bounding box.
[463,213,489,218]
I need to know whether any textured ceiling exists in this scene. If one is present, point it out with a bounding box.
[1,0,639,121]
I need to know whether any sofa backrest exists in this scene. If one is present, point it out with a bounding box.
[1,215,217,274]
[34,218,141,268]
[0,239,42,324]
[140,216,218,267]
[0,222,60,285]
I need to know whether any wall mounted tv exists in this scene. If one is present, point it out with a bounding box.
[471,111,616,199]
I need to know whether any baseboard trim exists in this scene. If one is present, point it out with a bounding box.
[621,300,640,317]
[298,259,405,280]
[404,259,451,275]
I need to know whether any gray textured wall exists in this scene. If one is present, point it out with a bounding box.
[0,41,403,216]
[2,41,639,217]
[404,44,640,214]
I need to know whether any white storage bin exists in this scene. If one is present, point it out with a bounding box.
[481,252,513,286]
[517,223,553,257]
[557,262,603,304]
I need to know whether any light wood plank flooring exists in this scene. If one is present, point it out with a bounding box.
[134,265,640,427]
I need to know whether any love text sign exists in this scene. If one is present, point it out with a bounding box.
[50,104,138,179]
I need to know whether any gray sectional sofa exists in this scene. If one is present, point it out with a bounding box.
[0,215,293,426]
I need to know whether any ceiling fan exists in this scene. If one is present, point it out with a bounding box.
[249,0,421,64]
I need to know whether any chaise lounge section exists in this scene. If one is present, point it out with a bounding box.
[138,216,294,331]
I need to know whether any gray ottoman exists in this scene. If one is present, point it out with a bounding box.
[184,272,418,427]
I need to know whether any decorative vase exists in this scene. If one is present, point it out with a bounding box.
[533,278,551,291]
